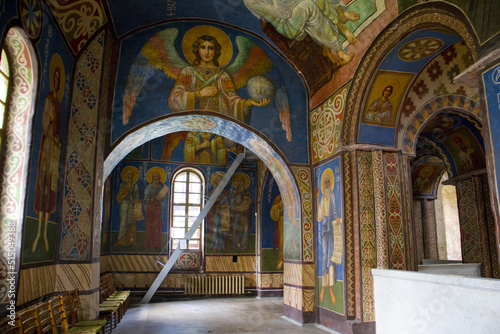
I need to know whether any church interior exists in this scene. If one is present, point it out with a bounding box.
[1,0,499,333]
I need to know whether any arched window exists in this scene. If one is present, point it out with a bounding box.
[171,168,204,252]
[0,48,10,148]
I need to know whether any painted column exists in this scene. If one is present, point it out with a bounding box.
[383,152,406,270]
[372,151,389,269]
[455,176,496,278]
[421,199,439,260]
[401,156,416,271]
[357,151,377,323]
[57,31,107,319]
[282,167,314,323]
[482,175,500,278]
[412,199,425,265]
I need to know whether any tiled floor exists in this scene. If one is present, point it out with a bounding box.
[113,296,331,334]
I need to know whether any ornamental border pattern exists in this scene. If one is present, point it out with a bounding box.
[456,179,481,264]
[60,32,105,260]
[402,95,481,154]
[473,176,491,277]
[372,151,388,268]
[401,156,415,270]
[384,152,405,270]
[343,151,355,317]
[311,86,346,163]
[0,28,34,305]
[351,151,362,319]
[46,0,107,55]
[357,151,376,322]
[292,167,314,262]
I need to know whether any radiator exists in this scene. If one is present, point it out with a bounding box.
[184,275,245,295]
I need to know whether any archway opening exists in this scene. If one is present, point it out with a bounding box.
[102,114,301,303]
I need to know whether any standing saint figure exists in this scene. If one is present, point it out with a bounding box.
[143,168,168,250]
[316,169,342,305]
[208,171,231,252]
[168,34,270,121]
[33,55,64,253]
[365,85,393,123]
[114,167,141,250]
[270,194,284,270]
[230,173,253,250]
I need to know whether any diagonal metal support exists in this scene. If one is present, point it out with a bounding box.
[141,151,246,304]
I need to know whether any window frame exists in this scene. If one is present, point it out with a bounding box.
[169,167,205,255]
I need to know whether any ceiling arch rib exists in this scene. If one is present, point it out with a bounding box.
[103,113,301,230]
[402,95,481,155]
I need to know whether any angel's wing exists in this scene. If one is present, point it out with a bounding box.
[267,68,292,141]
[122,28,188,124]
[225,36,273,90]
[226,36,292,141]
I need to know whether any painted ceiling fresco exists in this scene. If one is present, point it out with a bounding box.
[357,28,465,146]
[411,155,446,198]
[411,111,485,196]
[1,0,495,165]
[112,22,308,164]
[105,0,400,107]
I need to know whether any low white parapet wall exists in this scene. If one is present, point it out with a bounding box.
[417,262,481,277]
[372,268,500,334]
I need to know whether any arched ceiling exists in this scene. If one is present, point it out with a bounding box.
[9,0,498,160]
[411,111,486,197]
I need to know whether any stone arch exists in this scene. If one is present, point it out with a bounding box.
[0,27,38,307]
[343,2,479,146]
[401,95,482,155]
[104,112,302,258]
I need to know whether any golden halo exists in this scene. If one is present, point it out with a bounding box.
[232,172,250,189]
[211,171,225,187]
[378,78,400,98]
[49,53,65,102]
[449,133,470,150]
[182,25,233,67]
[320,168,334,194]
[121,166,140,182]
[146,167,167,183]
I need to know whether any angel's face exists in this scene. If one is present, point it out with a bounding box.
[199,41,216,64]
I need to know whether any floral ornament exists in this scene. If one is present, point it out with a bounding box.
[398,37,444,62]
[442,45,457,65]
[447,64,461,82]
[426,61,443,82]
[434,83,449,96]
[401,97,416,118]
[19,0,42,40]
[461,51,473,68]
[412,80,429,100]
[455,86,466,95]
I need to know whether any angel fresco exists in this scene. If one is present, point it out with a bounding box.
[243,0,359,66]
[122,25,292,142]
